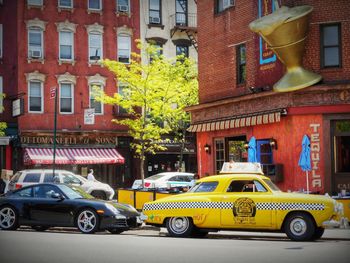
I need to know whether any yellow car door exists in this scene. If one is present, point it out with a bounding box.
[220,179,273,228]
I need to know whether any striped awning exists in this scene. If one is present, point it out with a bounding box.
[24,148,125,165]
[188,110,282,132]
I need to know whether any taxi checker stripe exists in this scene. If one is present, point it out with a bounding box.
[143,202,233,211]
[256,203,324,210]
[143,202,324,211]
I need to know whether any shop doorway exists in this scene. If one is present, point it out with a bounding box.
[331,120,350,194]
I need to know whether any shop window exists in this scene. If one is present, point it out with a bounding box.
[215,138,225,174]
[334,120,350,173]
[118,34,131,63]
[149,0,161,24]
[237,44,246,84]
[257,139,273,164]
[321,23,341,68]
[59,82,74,114]
[28,81,43,113]
[117,0,130,13]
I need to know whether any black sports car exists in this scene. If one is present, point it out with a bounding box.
[0,183,145,234]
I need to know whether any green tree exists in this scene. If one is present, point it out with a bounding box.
[0,93,6,136]
[94,42,198,186]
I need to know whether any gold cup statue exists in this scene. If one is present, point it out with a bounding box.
[249,3,322,92]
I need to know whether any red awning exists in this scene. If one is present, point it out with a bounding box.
[24,148,125,165]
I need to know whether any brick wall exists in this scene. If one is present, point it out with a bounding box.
[198,0,350,104]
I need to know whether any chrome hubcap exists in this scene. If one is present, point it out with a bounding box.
[290,218,307,236]
[0,207,16,229]
[170,217,189,234]
[77,211,96,233]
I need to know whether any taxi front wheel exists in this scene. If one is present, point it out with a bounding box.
[166,217,194,237]
[284,212,315,241]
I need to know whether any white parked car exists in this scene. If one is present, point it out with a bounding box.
[131,172,194,189]
[8,169,115,200]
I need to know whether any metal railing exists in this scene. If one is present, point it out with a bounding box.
[170,13,197,29]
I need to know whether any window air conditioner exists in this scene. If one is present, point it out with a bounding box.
[223,0,235,9]
[118,5,129,12]
[30,50,42,58]
[150,17,160,24]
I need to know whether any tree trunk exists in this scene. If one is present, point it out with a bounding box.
[140,157,145,188]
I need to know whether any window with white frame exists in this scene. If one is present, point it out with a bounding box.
[88,0,102,11]
[0,24,2,58]
[59,31,74,60]
[28,81,43,113]
[28,27,43,59]
[0,76,3,113]
[117,0,130,13]
[118,34,131,63]
[59,82,74,114]
[59,0,73,8]
[27,0,43,6]
[118,82,128,114]
[89,32,102,61]
[89,84,103,114]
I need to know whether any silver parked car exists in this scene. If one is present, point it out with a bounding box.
[8,169,115,200]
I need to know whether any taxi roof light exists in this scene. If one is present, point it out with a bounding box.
[220,162,263,175]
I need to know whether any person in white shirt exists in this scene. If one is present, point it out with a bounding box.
[87,169,95,181]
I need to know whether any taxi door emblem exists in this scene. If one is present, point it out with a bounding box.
[233,198,256,217]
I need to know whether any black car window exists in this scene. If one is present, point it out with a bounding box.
[23,173,41,183]
[12,187,33,198]
[169,176,179,181]
[34,185,60,199]
[43,173,59,183]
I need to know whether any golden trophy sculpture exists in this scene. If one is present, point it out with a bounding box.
[249,2,322,92]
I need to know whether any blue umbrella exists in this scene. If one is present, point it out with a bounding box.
[248,136,257,162]
[298,135,311,193]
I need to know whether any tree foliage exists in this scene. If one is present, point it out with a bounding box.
[94,42,198,182]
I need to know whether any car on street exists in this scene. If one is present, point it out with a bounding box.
[8,169,115,200]
[142,162,344,241]
[131,172,195,189]
[0,183,144,234]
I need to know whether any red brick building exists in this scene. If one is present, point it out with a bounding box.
[0,0,141,189]
[0,0,18,172]
[187,0,350,195]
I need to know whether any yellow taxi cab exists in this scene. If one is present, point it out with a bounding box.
[142,162,344,241]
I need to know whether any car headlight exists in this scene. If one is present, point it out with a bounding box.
[105,203,120,215]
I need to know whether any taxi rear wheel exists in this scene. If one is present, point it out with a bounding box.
[284,212,315,241]
[311,227,325,240]
[166,217,194,237]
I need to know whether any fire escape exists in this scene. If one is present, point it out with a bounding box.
[170,0,198,52]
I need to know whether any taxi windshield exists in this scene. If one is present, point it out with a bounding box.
[189,182,218,193]
[263,179,281,191]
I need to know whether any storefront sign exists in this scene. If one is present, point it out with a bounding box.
[310,123,322,188]
[20,134,117,146]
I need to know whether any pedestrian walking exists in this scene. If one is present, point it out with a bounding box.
[87,169,95,181]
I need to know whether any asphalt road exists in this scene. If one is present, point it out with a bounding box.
[0,228,349,263]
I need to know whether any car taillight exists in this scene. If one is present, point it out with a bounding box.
[15,183,22,189]
[144,182,151,188]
